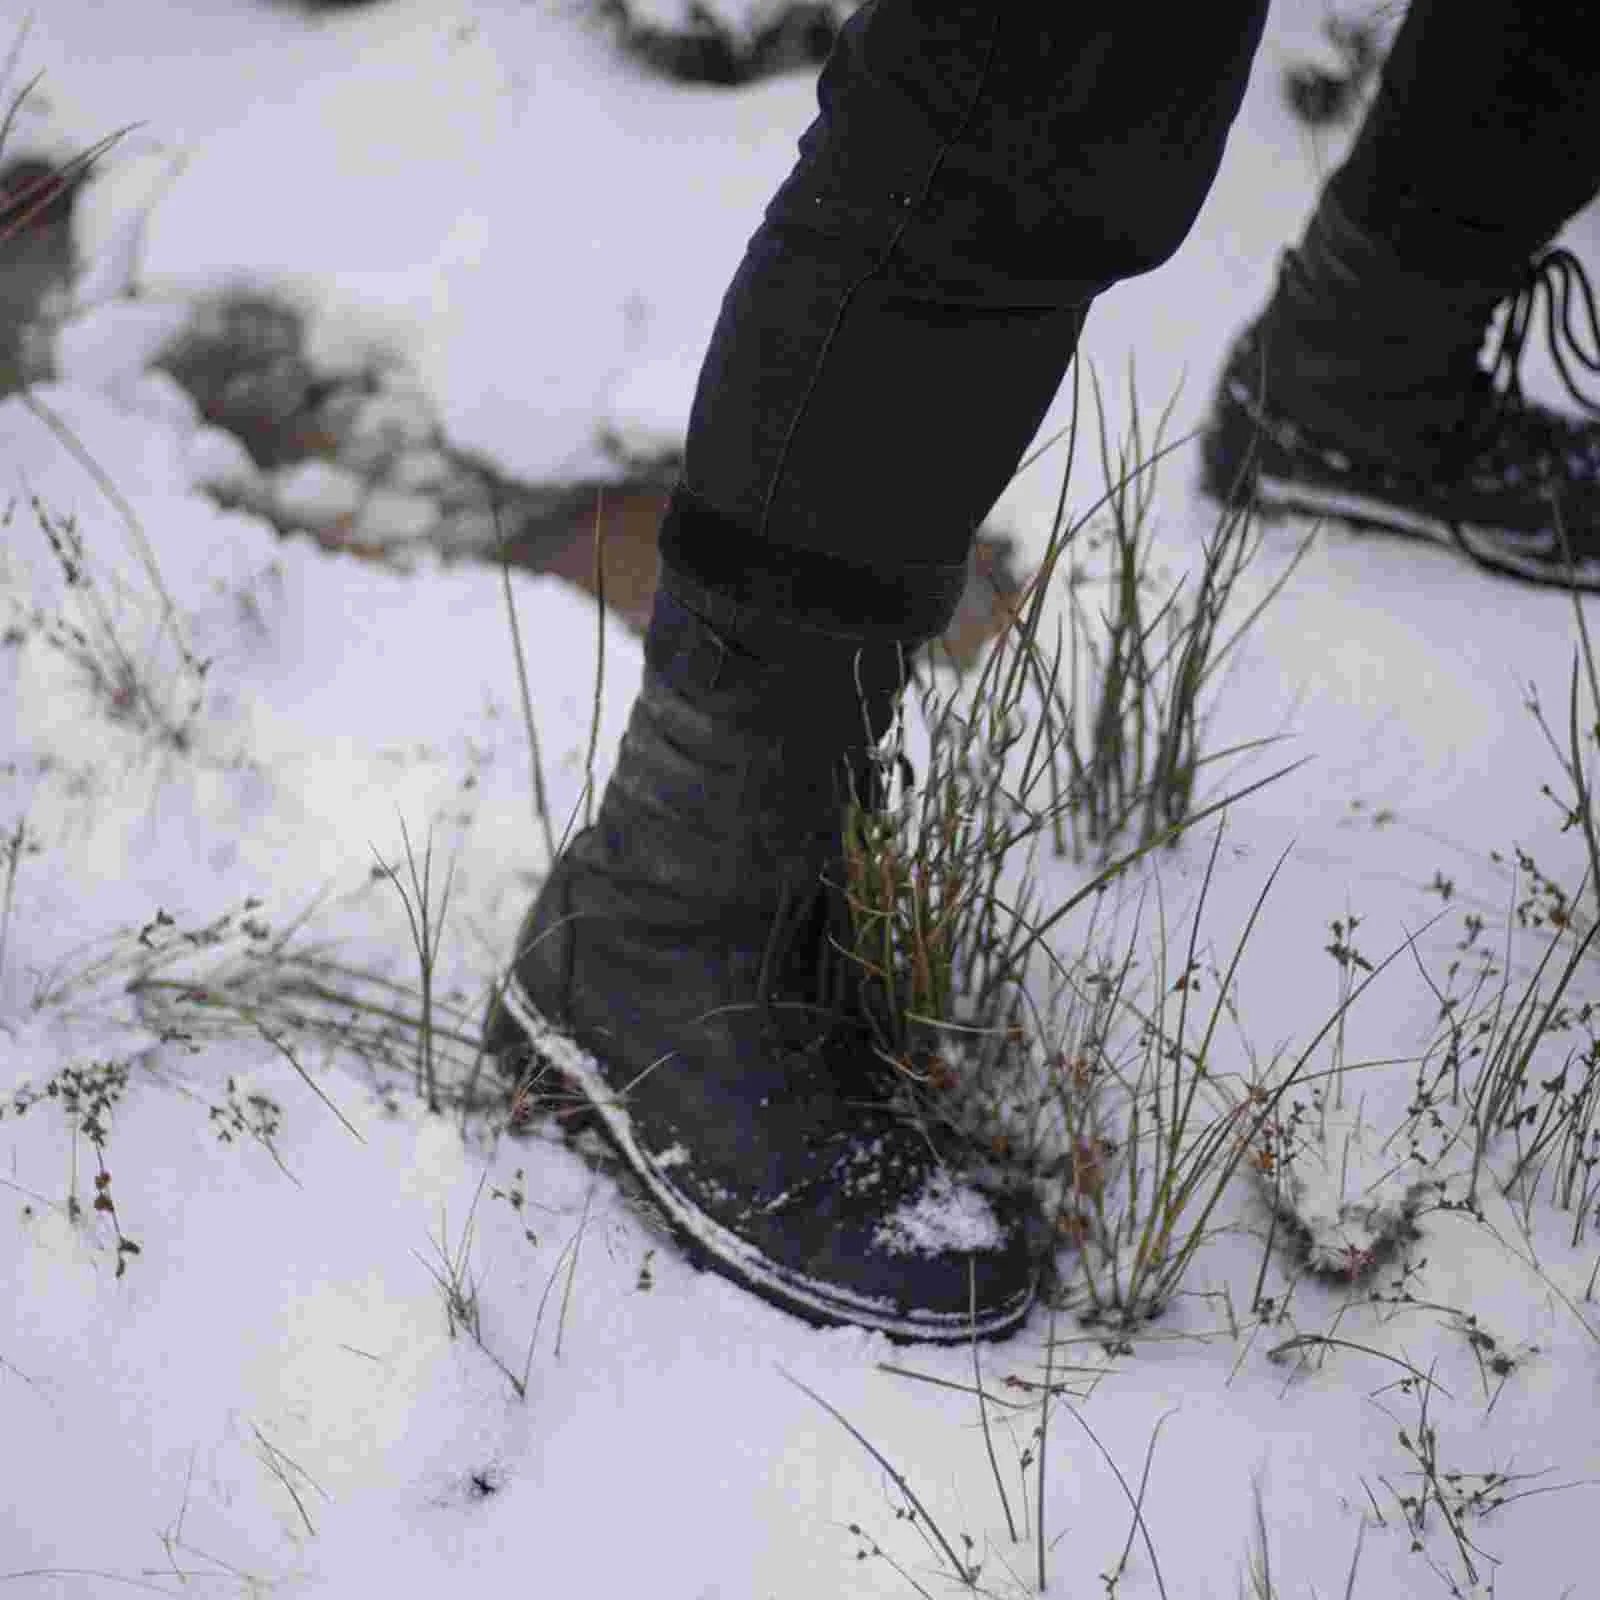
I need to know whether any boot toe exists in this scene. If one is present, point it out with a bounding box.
[497,981,1039,1342]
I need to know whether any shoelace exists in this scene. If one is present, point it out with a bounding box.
[1487,246,1600,417]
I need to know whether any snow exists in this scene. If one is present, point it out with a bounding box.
[272,458,365,525]
[4,1,1600,1597]
[873,1169,1004,1259]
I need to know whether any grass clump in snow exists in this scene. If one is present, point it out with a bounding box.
[832,366,1313,1330]
[0,52,201,751]
[835,363,1306,1070]
[1055,363,1307,862]
[413,1167,593,1401]
[2,1056,143,1274]
[1378,875,1600,1245]
[369,815,459,1115]
[1031,835,1437,1339]
[824,359,1600,1374]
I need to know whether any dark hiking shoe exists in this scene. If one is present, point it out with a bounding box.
[484,593,1040,1343]
[1203,234,1600,587]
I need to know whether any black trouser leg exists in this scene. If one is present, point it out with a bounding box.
[1251,1,1600,460]
[663,0,1271,644]
[1326,0,1600,281]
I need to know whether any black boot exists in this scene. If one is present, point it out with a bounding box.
[484,558,1039,1342]
[1202,190,1600,585]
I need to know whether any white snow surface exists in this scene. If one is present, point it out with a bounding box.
[4,2,1600,1597]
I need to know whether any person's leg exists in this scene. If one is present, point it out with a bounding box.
[666,0,1271,652]
[1327,0,1600,282]
[1205,0,1600,582]
[490,1,1270,1341]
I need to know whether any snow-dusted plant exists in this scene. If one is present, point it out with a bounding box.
[834,369,1304,1189]
[1048,831,1320,1332]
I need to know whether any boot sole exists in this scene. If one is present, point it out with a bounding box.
[1201,405,1600,591]
[1251,470,1600,589]
[496,975,1038,1344]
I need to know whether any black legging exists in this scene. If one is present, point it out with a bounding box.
[662,0,1600,644]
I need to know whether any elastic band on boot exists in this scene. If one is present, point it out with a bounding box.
[658,483,969,648]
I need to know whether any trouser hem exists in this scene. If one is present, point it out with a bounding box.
[656,483,970,648]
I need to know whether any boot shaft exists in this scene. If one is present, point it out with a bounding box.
[1258,191,1531,460]
[596,583,920,913]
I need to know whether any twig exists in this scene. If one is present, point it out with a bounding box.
[553,1181,593,1359]
[778,1367,975,1590]
[970,1257,1017,1540]
[495,496,556,866]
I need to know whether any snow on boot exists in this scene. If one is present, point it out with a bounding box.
[484,583,1040,1342]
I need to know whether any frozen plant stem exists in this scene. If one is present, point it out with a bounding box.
[837,362,1303,1075]
[1464,898,1596,1212]
[584,491,606,832]
[970,1258,1017,1541]
[1560,520,1600,928]
[777,1368,977,1590]
[1244,1473,1274,1599]
[1565,651,1600,933]
[1060,360,1311,862]
[1064,1400,1173,1600]
[1388,1363,1484,1588]
[250,1423,325,1538]
[371,816,459,1113]
[1036,1300,1056,1591]
[0,15,35,114]
[553,1181,593,1360]
[0,814,26,1004]
[417,1172,540,1400]
[522,1201,594,1395]
[23,395,201,721]
[420,1196,483,1341]
[496,504,556,867]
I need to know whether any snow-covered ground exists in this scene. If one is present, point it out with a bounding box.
[5,2,1600,1595]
